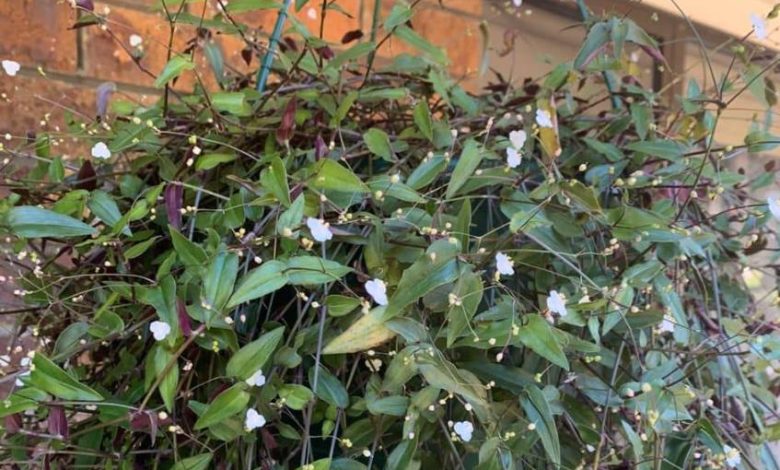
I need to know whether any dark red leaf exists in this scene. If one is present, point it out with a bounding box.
[164,182,183,231]
[75,160,97,191]
[315,134,327,160]
[639,44,665,64]
[75,0,95,11]
[316,46,335,60]
[275,98,297,145]
[177,298,192,337]
[130,411,158,442]
[341,29,364,44]
[240,48,253,66]
[48,406,69,439]
[4,413,22,434]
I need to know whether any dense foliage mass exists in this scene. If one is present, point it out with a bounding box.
[1,1,779,468]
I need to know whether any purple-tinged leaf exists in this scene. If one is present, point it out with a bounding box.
[276,98,297,145]
[164,182,183,231]
[96,82,116,121]
[47,406,69,439]
[177,298,192,337]
[315,134,327,160]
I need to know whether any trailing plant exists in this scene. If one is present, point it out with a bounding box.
[0,1,779,469]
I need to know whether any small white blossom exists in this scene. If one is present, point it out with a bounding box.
[723,445,741,468]
[91,142,111,159]
[2,60,20,76]
[751,13,768,40]
[767,195,780,220]
[149,321,171,341]
[506,147,522,168]
[306,217,333,242]
[453,421,474,442]
[246,370,266,387]
[365,278,388,306]
[245,408,266,431]
[15,356,32,387]
[546,290,567,317]
[512,0,522,6]
[658,315,675,334]
[509,129,527,149]
[535,109,554,128]
[129,34,143,47]
[495,252,514,276]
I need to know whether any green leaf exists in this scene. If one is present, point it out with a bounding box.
[285,256,352,285]
[384,2,412,30]
[171,454,213,470]
[310,159,369,193]
[517,315,569,370]
[384,243,460,319]
[169,226,208,267]
[154,55,195,88]
[413,101,433,141]
[331,91,358,126]
[227,261,288,308]
[124,236,159,259]
[446,139,482,199]
[367,395,409,416]
[574,21,609,69]
[394,25,447,65]
[204,40,224,85]
[29,354,103,401]
[323,307,396,354]
[363,128,394,161]
[325,295,361,317]
[278,384,313,410]
[277,194,305,237]
[625,140,685,161]
[560,180,601,213]
[89,190,131,236]
[194,384,250,430]
[630,103,650,140]
[226,0,280,12]
[327,41,375,70]
[446,269,483,346]
[211,92,251,116]
[407,154,446,190]
[520,386,561,468]
[195,153,236,171]
[150,345,179,412]
[226,326,285,380]
[8,206,96,238]
[308,366,348,408]
[260,156,291,207]
[202,250,239,313]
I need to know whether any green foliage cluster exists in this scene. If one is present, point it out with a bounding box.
[1,1,779,469]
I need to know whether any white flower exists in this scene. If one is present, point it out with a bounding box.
[751,13,767,40]
[246,370,266,387]
[306,217,333,242]
[546,290,567,317]
[15,356,31,387]
[658,315,675,334]
[245,408,266,431]
[495,252,514,276]
[91,142,111,159]
[365,278,388,306]
[2,60,20,77]
[129,34,143,47]
[149,321,171,341]
[509,130,526,149]
[512,0,522,6]
[506,147,522,168]
[767,195,780,220]
[723,445,741,468]
[453,421,474,442]
[535,109,554,128]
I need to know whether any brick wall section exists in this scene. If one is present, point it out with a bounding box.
[0,0,483,137]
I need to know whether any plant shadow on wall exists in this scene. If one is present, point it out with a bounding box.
[1,0,780,469]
